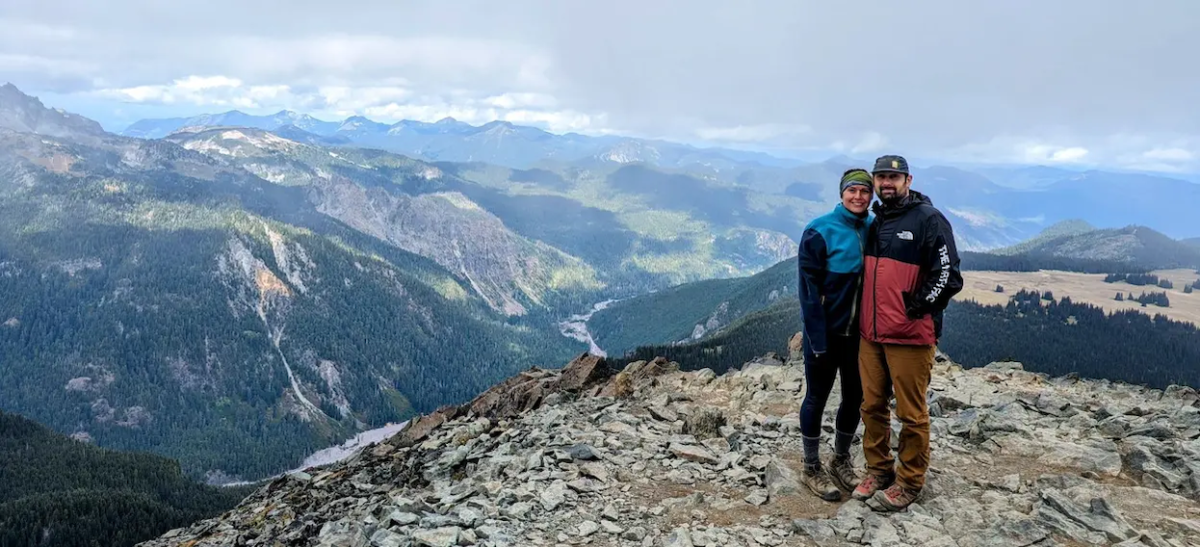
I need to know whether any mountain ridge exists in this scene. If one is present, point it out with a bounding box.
[995,223,1200,270]
[117,107,807,173]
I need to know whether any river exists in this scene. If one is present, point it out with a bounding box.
[557,299,617,357]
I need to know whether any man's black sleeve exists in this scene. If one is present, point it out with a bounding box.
[911,210,963,316]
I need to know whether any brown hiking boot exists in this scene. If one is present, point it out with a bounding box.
[801,463,842,502]
[851,472,894,501]
[872,483,921,512]
[827,454,860,492]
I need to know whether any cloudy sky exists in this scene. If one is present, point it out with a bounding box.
[3,0,1198,172]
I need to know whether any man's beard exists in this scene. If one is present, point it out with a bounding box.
[879,189,903,204]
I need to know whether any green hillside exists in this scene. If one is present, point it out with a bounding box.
[994,223,1200,270]
[617,299,801,375]
[993,219,1095,255]
[0,410,251,547]
[589,257,797,356]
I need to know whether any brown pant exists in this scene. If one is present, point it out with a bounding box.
[858,338,935,490]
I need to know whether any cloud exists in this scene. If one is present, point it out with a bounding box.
[1142,147,1194,162]
[90,73,609,134]
[851,132,888,154]
[695,123,811,143]
[3,1,1200,171]
[96,76,301,110]
[1035,146,1089,163]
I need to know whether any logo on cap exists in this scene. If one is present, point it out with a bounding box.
[891,160,899,168]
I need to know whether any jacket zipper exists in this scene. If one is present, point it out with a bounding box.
[847,226,864,336]
[872,220,881,341]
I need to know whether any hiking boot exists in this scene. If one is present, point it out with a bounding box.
[801,463,842,502]
[827,454,860,492]
[872,483,921,512]
[851,472,894,501]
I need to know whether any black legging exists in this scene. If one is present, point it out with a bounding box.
[800,333,864,439]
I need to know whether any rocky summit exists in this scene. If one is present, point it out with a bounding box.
[141,350,1200,547]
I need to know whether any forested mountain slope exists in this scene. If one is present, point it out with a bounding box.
[0,410,251,547]
[0,85,583,481]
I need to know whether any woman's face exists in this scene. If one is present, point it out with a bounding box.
[842,185,873,214]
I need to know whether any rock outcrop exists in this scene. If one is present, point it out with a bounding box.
[141,351,1200,547]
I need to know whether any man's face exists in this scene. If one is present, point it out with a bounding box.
[841,185,872,214]
[873,172,912,203]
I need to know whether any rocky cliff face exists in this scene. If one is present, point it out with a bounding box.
[141,350,1200,547]
[309,179,599,316]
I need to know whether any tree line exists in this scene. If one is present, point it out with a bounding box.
[616,289,1200,392]
[961,251,1147,274]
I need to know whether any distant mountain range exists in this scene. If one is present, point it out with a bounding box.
[118,105,1200,247]
[119,108,807,173]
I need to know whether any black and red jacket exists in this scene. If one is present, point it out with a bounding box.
[859,190,963,346]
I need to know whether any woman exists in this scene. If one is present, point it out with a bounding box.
[795,167,873,501]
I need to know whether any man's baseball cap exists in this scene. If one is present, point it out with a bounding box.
[872,155,909,175]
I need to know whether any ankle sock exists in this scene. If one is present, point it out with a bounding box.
[834,430,854,457]
[802,434,821,466]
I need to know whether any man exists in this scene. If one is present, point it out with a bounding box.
[796,168,873,500]
[851,154,962,511]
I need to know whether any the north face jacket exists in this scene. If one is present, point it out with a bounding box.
[798,202,872,356]
[859,190,963,346]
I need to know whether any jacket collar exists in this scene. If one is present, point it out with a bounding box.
[833,202,869,226]
[872,189,932,217]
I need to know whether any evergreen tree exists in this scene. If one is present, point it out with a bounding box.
[1186,284,1194,294]
[1115,292,1124,301]
[994,284,1005,293]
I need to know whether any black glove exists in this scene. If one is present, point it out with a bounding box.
[903,291,928,320]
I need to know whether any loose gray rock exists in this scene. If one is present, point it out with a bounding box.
[764,459,801,497]
[411,527,460,547]
[577,521,599,536]
[669,442,719,465]
[137,351,1199,547]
